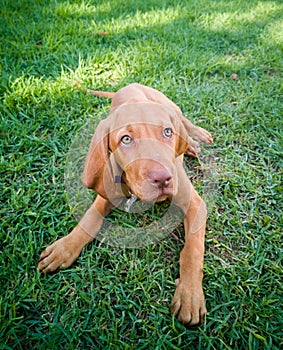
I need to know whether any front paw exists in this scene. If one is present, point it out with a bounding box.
[193,126,213,144]
[170,281,207,326]
[38,235,83,273]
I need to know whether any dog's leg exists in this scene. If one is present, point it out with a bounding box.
[171,176,207,325]
[38,196,112,273]
[182,116,213,145]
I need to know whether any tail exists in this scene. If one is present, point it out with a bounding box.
[74,81,115,98]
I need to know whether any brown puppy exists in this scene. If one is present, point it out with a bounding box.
[38,83,213,326]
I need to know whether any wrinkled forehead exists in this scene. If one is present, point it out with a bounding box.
[108,102,175,131]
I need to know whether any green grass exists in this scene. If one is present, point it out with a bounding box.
[1,0,282,348]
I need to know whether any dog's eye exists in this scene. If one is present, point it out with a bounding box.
[121,135,132,145]
[163,128,173,138]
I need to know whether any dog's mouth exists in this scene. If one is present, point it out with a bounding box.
[153,190,173,203]
[122,163,176,203]
[129,182,175,203]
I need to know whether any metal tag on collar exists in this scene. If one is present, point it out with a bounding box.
[125,192,137,212]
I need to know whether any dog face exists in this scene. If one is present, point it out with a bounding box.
[110,125,177,202]
[82,103,189,202]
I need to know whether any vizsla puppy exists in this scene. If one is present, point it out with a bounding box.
[38,83,213,326]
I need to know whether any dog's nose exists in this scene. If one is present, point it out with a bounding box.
[148,169,172,188]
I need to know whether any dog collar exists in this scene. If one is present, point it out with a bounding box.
[125,191,138,212]
[114,175,138,212]
[114,175,126,184]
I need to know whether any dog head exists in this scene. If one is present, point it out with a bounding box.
[82,103,190,202]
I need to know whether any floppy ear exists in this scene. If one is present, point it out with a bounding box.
[175,123,190,156]
[180,115,203,157]
[169,112,190,156]
[170,112,200,157]
[82,118,116,199]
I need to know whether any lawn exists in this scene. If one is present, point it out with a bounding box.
[0,0,282,349]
